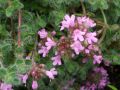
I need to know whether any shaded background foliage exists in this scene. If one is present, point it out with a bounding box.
[0,0,120,90]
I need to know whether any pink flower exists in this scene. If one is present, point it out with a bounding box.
[81,67,109,90]
[51,31,56,36]
[86,32,98,44]
[51,55,62,66]
[77,16,96,28]
[104,60,110,66]
[88,45,99,51]
[99,79,107,88]
[85,49,90,54]
[90,84,97,90]
[71,41,84,55]
[0,83,13,90]
[82,58,89,63]
[45,38,56,50]
[38,46,49,57]
[22,74,28,84]
[94,67,109,89]
[32,81,38,90]
[93,55,103,64]
[38,29,48,39]
[72,29,85,41]
[100,67,108,76]
[45,68,57,79]
[80,86,85,90]
[60,15,75,30]
[38,43,41,47]
[25,56,31,60]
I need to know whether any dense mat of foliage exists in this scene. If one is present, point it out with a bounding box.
[0,0,120,90]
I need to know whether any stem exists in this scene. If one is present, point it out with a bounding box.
[18,10,22,47]
[31,33,38,66]
[98,9,108,44]
[101,9,107,25]
[80,0,86,15]
[9,17,16,65]
[0,61,4,68]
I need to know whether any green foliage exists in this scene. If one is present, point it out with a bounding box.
[15,59,31,74]
[108,85,118,90]
[64,60,79,74]
[0,24,9,39]
[0,0,120,89]
[88,0,108,10]
[0,68,7,79]
[6,0,24,17]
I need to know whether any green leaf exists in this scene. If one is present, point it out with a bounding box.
[0,0,7,4]
[7,64,17,72]
[5,0,24,17]
[88,0,108,10]
[12,0,24,9]
[5,6,14,17]
[4,72,20,85]
[108,85,118,90]
[57,66,65,77]
[112,0,120,7]
[15,60,27,74]
[36,14,47,28]
[110,24,120,31]
[0,24,9,39]
[64,60,79,74]
[0,68,6,79]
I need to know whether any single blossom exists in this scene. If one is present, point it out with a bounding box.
[72,29,85,41]
[104,60,110,66]
[45,37,56,50]
[38,46,49,57]
[22,74,28,84]
[93,55,103,64]
[89,84,97,90]
[51,31,56,36]
[60,15,75,30]
[77,16,96,28]
[82,58,89,63]
[25,56,31,60]
[51,55,62,66]
[99,79,107,88]
[71,41,84,55]
[32,80,38,90]
[38,43,41,47]
[38,29,48,39]
[86,32,98,44]
[0,83,13,90]
[80,86,85,90]
[45,68,57,79]
[88,45,99,51]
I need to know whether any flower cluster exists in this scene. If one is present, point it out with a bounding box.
[61,15,102,64]
[38,15,102,66]
[36,15,104,89]
[38,29,56,57]
[20,64,57,90]
[38,29,62,66]
[80,67,109,90]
